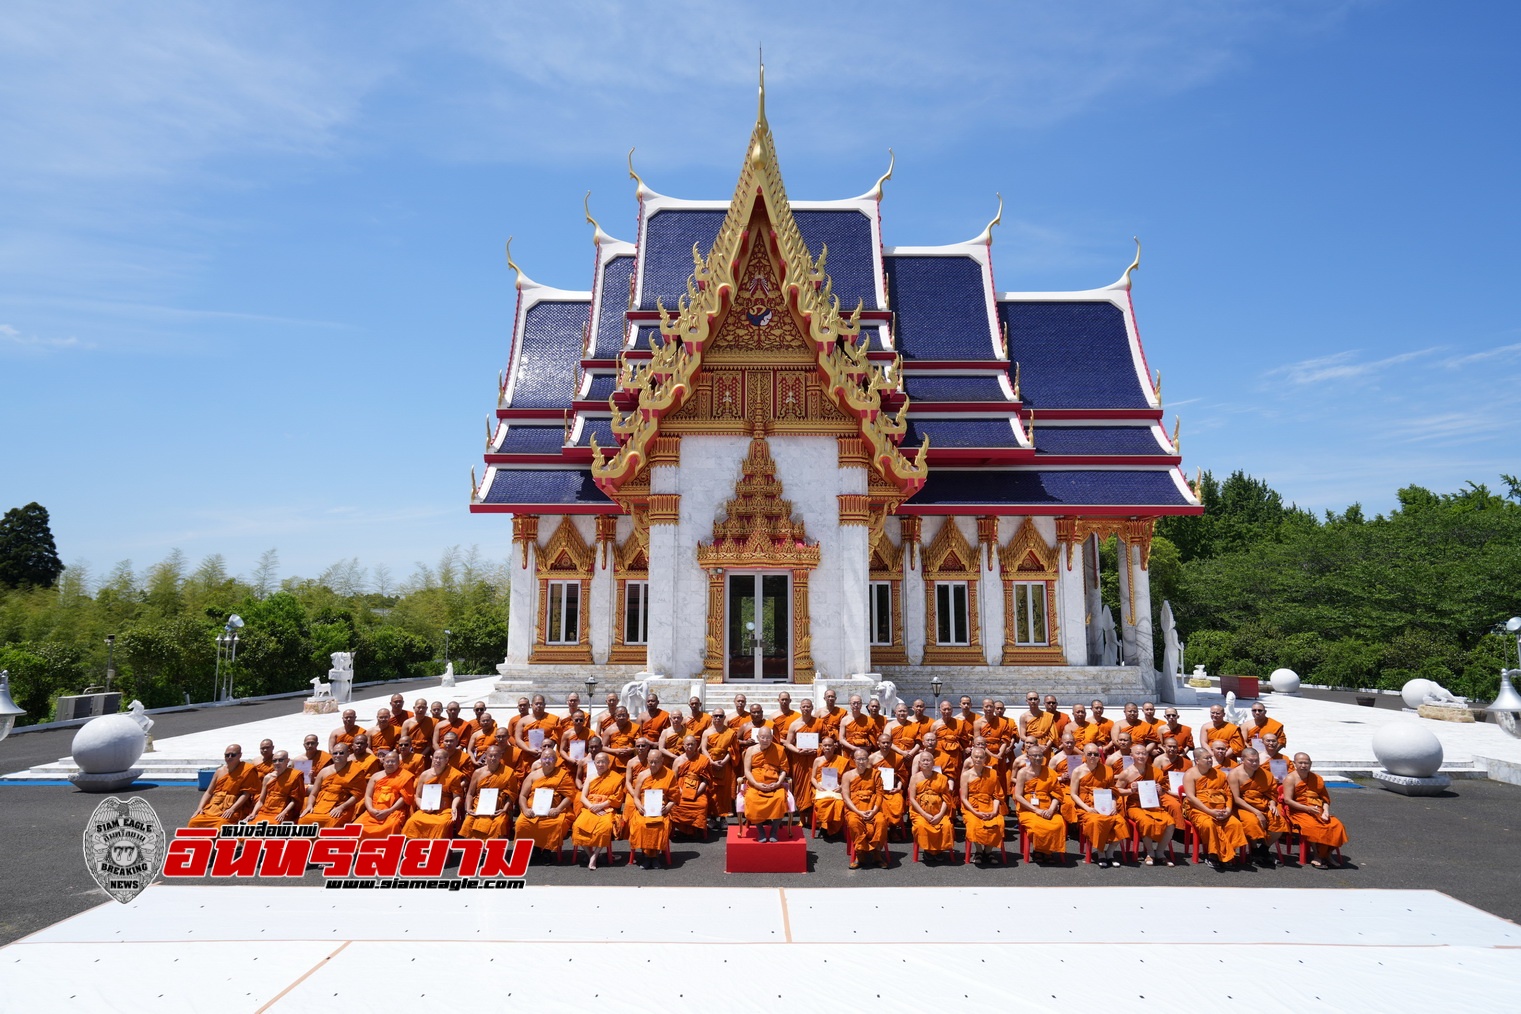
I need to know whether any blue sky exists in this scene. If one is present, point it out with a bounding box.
[3,0,1518,588]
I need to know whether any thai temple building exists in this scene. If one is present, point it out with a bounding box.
[471,80,1201,704]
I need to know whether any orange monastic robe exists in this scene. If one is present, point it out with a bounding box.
[355,771,415,839]
[1290,774,1349,847]
[1121,773,1172,841]
[1244,718,1287,748]
[572,770,627,849]
[743,744,790,823]
[1189,768,1249,857]
[1074,763,1128,850]
[1016,766,1067,856]
[841,715,878,753]
[1116,720,1157,748]
[845,769,888,855]
[369,722,399,752]
[961,766,1005,846]
[787,718,823,812]
[188,764,262,828]
[1156,723,1195,753]
[457,767,518,839]
[637,710,671,745]
[705,729,738,816]
[1151,760,1191,830]
[911,773,955,852]
[818,707,847,742]
[401,769,466,839]
[669,755,712,835]
[875,755,907,824]
[1203,722,1246,756]
[248,768,306,824]
[811,754,851,834]
[514,768,577,849]
[604,722,639,773]
[1237,767,1290,840]
[1022,711,1060,747]
[297,766,364,828]
[629,768,676,853]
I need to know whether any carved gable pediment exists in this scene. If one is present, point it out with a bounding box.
[537,517,593,577]
[924,518,978,578]
[696,432,820,571]
[999,517,1057,578]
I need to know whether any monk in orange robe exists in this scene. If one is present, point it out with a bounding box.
[842,748,888,868]
[638,693,672,745]
[975,699,1016,778]
[1184,748,1249,869]
[328,710,365,752]
[1202,705,1245,758]
[1229,747,1289,865]
[299,735,331,787]
[1049,731,1082,823]
[561,693,588,736]
[458,745,517,840]
[401,707,436,762]
[394,737,428,778]
[252,739,277,780]
[1152,738,1194,835]
[188,743,261,828]
[1071,745,1128,866]
[810,739,851,837]
[1116,744,1174,865]
[1208,739,1239,773]
[466,712,504,762]
[603,706,640,774]
[432,701,469,752]
[1283,753,1349,867]
[839,695,876,754]
[248,751,305,824]
[684,696,713,743]
[817,690,846,742]
[504,696,532,746]
[1115,702,1156,752]
[1066,703,1096,748]
[348,734,381,782]
[771,691,800,739]
[871,731,908,832]
[702,710,737,819]
[1013,742,1067,862]
[960,746,1006,862]
[401,749,466,839]
[1018,692,1058,747]
[669,737,713,836]
[514,747,577,853]
[742,727,792,842]
[1106,732,1136,771]
[355,751,415,840]
[737,704,772,753]
[369,708,399,752]
[572,752,626,869]
[909,752,954,860]
[1243,703,1287,749]
[934,699,973,754]
[559,710,594,767]
[1044,696,1071,742]
[297,745,363,828]
[889,702,929,760]
[784,700,823,814]
[594,693,622,736]
[1085,701,1115,750]
[1156,709,1195,754]
[629,749,676,868]
[657,713,690,761]
[727,694,749,732]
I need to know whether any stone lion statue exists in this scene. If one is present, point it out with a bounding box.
[873,679,901,715]
[621,677,652,719]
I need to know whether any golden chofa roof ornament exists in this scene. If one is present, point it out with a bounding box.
[1107,237,1142,291]
[504,236,538,290]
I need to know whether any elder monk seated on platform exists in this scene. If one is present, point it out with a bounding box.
[742,726,793,842]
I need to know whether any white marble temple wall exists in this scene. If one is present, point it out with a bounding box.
[669,435,753,679]
[505,522,539,665]
[903,517,926,665]
[1059,537,1087,665]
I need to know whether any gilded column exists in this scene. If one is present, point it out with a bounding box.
[792,568,815,680]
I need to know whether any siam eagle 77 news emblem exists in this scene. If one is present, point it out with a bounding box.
[83,796,167,904]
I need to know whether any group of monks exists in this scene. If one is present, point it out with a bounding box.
[187,690,1350,872]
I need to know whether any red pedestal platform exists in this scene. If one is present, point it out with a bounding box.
[1220,674,1260,699]
[725,824,808,873]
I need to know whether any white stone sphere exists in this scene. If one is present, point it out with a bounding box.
[1401,679,1440,710]
[1372,721,1444,778]
[1269,668,1301,694]
[71,714,147,773]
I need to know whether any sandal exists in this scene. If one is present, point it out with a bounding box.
[1310,858,1328,869]
[1143,856,1155,867]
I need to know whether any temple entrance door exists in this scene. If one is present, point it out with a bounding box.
[725,572,791,681]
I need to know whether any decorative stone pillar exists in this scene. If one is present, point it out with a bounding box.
[645,493,681,676]
[979,516,1003,665]
[792,568,815,679]
[837,494,871,678]
[1125,519,1156,679]
[1059,536,1087,665]
[702,569,725,682]
[589,514,618,664]
[506,515,538,665]
[900,516,926,665]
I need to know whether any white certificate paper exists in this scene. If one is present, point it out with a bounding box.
[796,732,820,751]
[569,740,586,761]
[1252,737,1267,755]
[643,788,664,815]
[1167,771,1185,794]
[527,728,545,749]
[294,759,313,783]
[1093,788,1116,815]
[1270,759,1289,781]
[820,767,839,790]
[475,787,499,815]
[533,786,554,816]
[880,768,896,791]
[419,782,443,811]
[1137,780,1161,809]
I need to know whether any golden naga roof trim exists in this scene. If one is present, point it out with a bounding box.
[590,83,929,499]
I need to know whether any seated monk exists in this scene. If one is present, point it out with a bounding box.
[1184,748,1249,870]
[1049,731,1082,823]
[737,703,772,754]
[1202,705,1245,759]
[188,744,261,828]
[1013,742,1067,863]
[1282,752,1349,868]
[783,699,823,816]
[1067,703,1095,748]
[457,745,517,840]
[629,749,676,868]
[297,745,363,828]
[1106,731,1135,771]
[908,751,955,861]
[1071,743,1128,867]
[669,736,713,837]
[1229,747,1289,866]
[348,734,381,781]
[299,735,331,787]
[810,738,850,837]
[1152,737,1193,838]
[1116,744,1174,866]
[467,711,506,764]
[572,752,626,869]
[253,739,277,780]
[514,745,577,854]
[921,731,957,798]
[401,749,466,839]
[842,748,888,869]
[394,737,428,777]
[1244,702,1287,749]
[741,727,792,842]
[435,731,471,778]
[248,751,305,824]
[702,709,736,819]
[960,745,1006,863]
[369,708,398,752]
[1157,708,1194,754]
[1208,739,1238,773]
[559,710,594,767]
[355,751,415,840]
[870,731,908,834]
[657,712,689,761]
[328,710,364,752]
[401,706,436,763]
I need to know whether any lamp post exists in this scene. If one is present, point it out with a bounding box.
[444,629,451,671]
[0,670,24,742]
[215,615,244,702]
[585,674,598,702]
[1491,618,1521,737]
[929,676,943,707]
[104,634,116,693]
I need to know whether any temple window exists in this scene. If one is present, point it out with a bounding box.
[868,581,893,645]
[546,581,580,644]
[624,579,650,645]
[1012,581,1049,646]
[935,582,970,645]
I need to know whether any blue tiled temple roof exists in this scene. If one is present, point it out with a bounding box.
[573,417,615,447]
[902,375,1009,402]
[1000,301,1149,409]
[911,469,1192,508]
[508,300,589,408]
[591,255,634,357]
[886,256,993,361]
[585,374,616,401]
[794,211,878,311]
[1035,426,1166,456]
[638,210,726,310]
[483,468,609,506]
[905,418,1020,448]
[498,426,565,454]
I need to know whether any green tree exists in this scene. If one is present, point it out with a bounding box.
[0,502,64,589]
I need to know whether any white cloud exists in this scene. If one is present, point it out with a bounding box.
[1265,347,1440,386]
[0,322,90,351]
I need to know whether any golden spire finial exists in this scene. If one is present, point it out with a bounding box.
[627,147,662,200]
[584,191,611,246]
[504,236,536,290]
[854,148,896,202]
[758,46,766,123]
